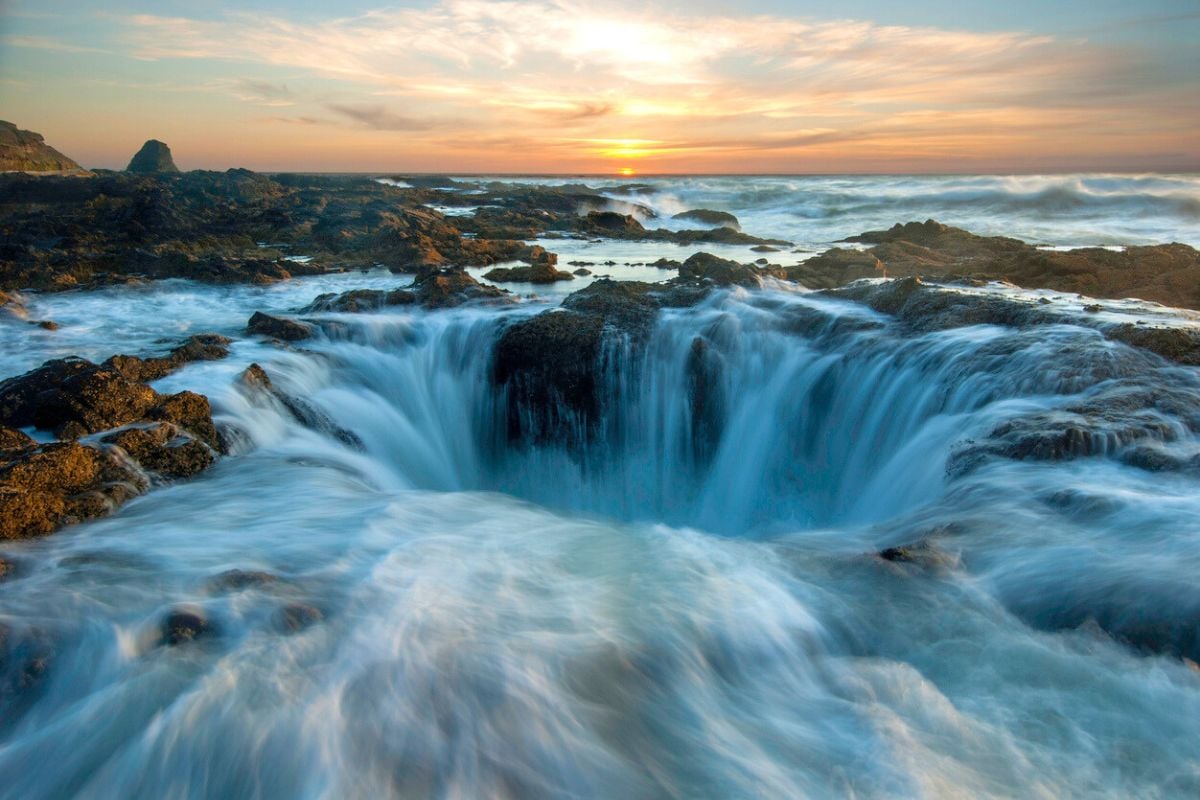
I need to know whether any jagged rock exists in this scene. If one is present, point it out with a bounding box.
[0,426,35,455]
[840,219,1200,308]
[0,358,159,438]
[0,441,145,539]
[102,424,213,479]
[679,252,779,287]
[672,209,740,229]
[125,140,179,174]
[304,270,511,313]
[238,364,363,449]
[103,333,231,382]
[0,121,83,173]
[247,311,312,341]
[483,258,574,283]
[784,249,884,289]
[413,268,511,308]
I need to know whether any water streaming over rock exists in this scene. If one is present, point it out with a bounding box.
[3,274,1200,798]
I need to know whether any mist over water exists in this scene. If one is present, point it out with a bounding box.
[3,176,1200,797]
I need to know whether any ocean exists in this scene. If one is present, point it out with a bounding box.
[1,174,1199,798]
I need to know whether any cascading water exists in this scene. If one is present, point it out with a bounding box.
[4,273,1200,798]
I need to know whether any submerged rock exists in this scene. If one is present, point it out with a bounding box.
[159,607,215,646]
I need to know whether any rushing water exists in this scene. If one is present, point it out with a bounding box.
[2,176,1200,798]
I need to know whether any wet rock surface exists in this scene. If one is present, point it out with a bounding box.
[839,219,1200,309]
[0,335,226,538]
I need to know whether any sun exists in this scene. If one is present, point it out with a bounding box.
[619,167,636,177]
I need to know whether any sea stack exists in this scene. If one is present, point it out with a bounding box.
[0,120,84,172]
[126,139,179,173]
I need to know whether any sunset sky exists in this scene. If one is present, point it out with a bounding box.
[2,0,1197,174]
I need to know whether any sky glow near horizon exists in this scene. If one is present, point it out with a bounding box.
[1,0,1197,173]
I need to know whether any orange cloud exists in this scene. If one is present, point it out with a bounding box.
[38,1,1196,171]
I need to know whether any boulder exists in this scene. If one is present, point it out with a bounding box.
[125,139,179,174]
[783,249,884,289]
[246,311,312,342]
[672,209,740,229]
[0,441,146,539]
[679,252,778,287]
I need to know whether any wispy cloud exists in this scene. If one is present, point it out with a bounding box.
[326,103,440,131]
[2,34,108,54]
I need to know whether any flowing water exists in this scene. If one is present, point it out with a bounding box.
[2,175,1200,798]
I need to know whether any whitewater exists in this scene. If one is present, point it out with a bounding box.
[1,174,1200,798]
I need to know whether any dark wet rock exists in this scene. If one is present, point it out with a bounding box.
[415,268,511,308]
[0,120,83,172]
[102,423,213,479]
[492,279,711,444]
[148,391,221,450]
[0,426,35,455]
[0,441,145,539]
[277,603,323,632]
[679,252,780,287]
[839,219,1200,309]
[303,287,417,313]
[483,253,574,284]
[783,249,884,289]
[103,333,231,382]
[0,358,159,438]
[750,245,780,253]
[238,364,363,449]
[827,277,1200,367]
[247,311,312,342]
[672,209,740,229]
[493,310,607,443]
[209,568,280,591]
[577,210,645,237]
[159,607,215,646]
[1104,324,1200,366]
[649,258,681,270]
[126,139,178,174]
[948,384,1200,477]
[572,268,592,276]
[685,336,724,465]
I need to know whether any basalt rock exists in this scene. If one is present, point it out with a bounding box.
[784,249,885,289]
[304,269,511,313]
[672,209,740,229]
[102,333,231,383]
[679,252,782,287]
[238,363,363,449]
[247,311,313,342]
[0,441,146,539]
[838,219,1200,309]
[125,140,179,174]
